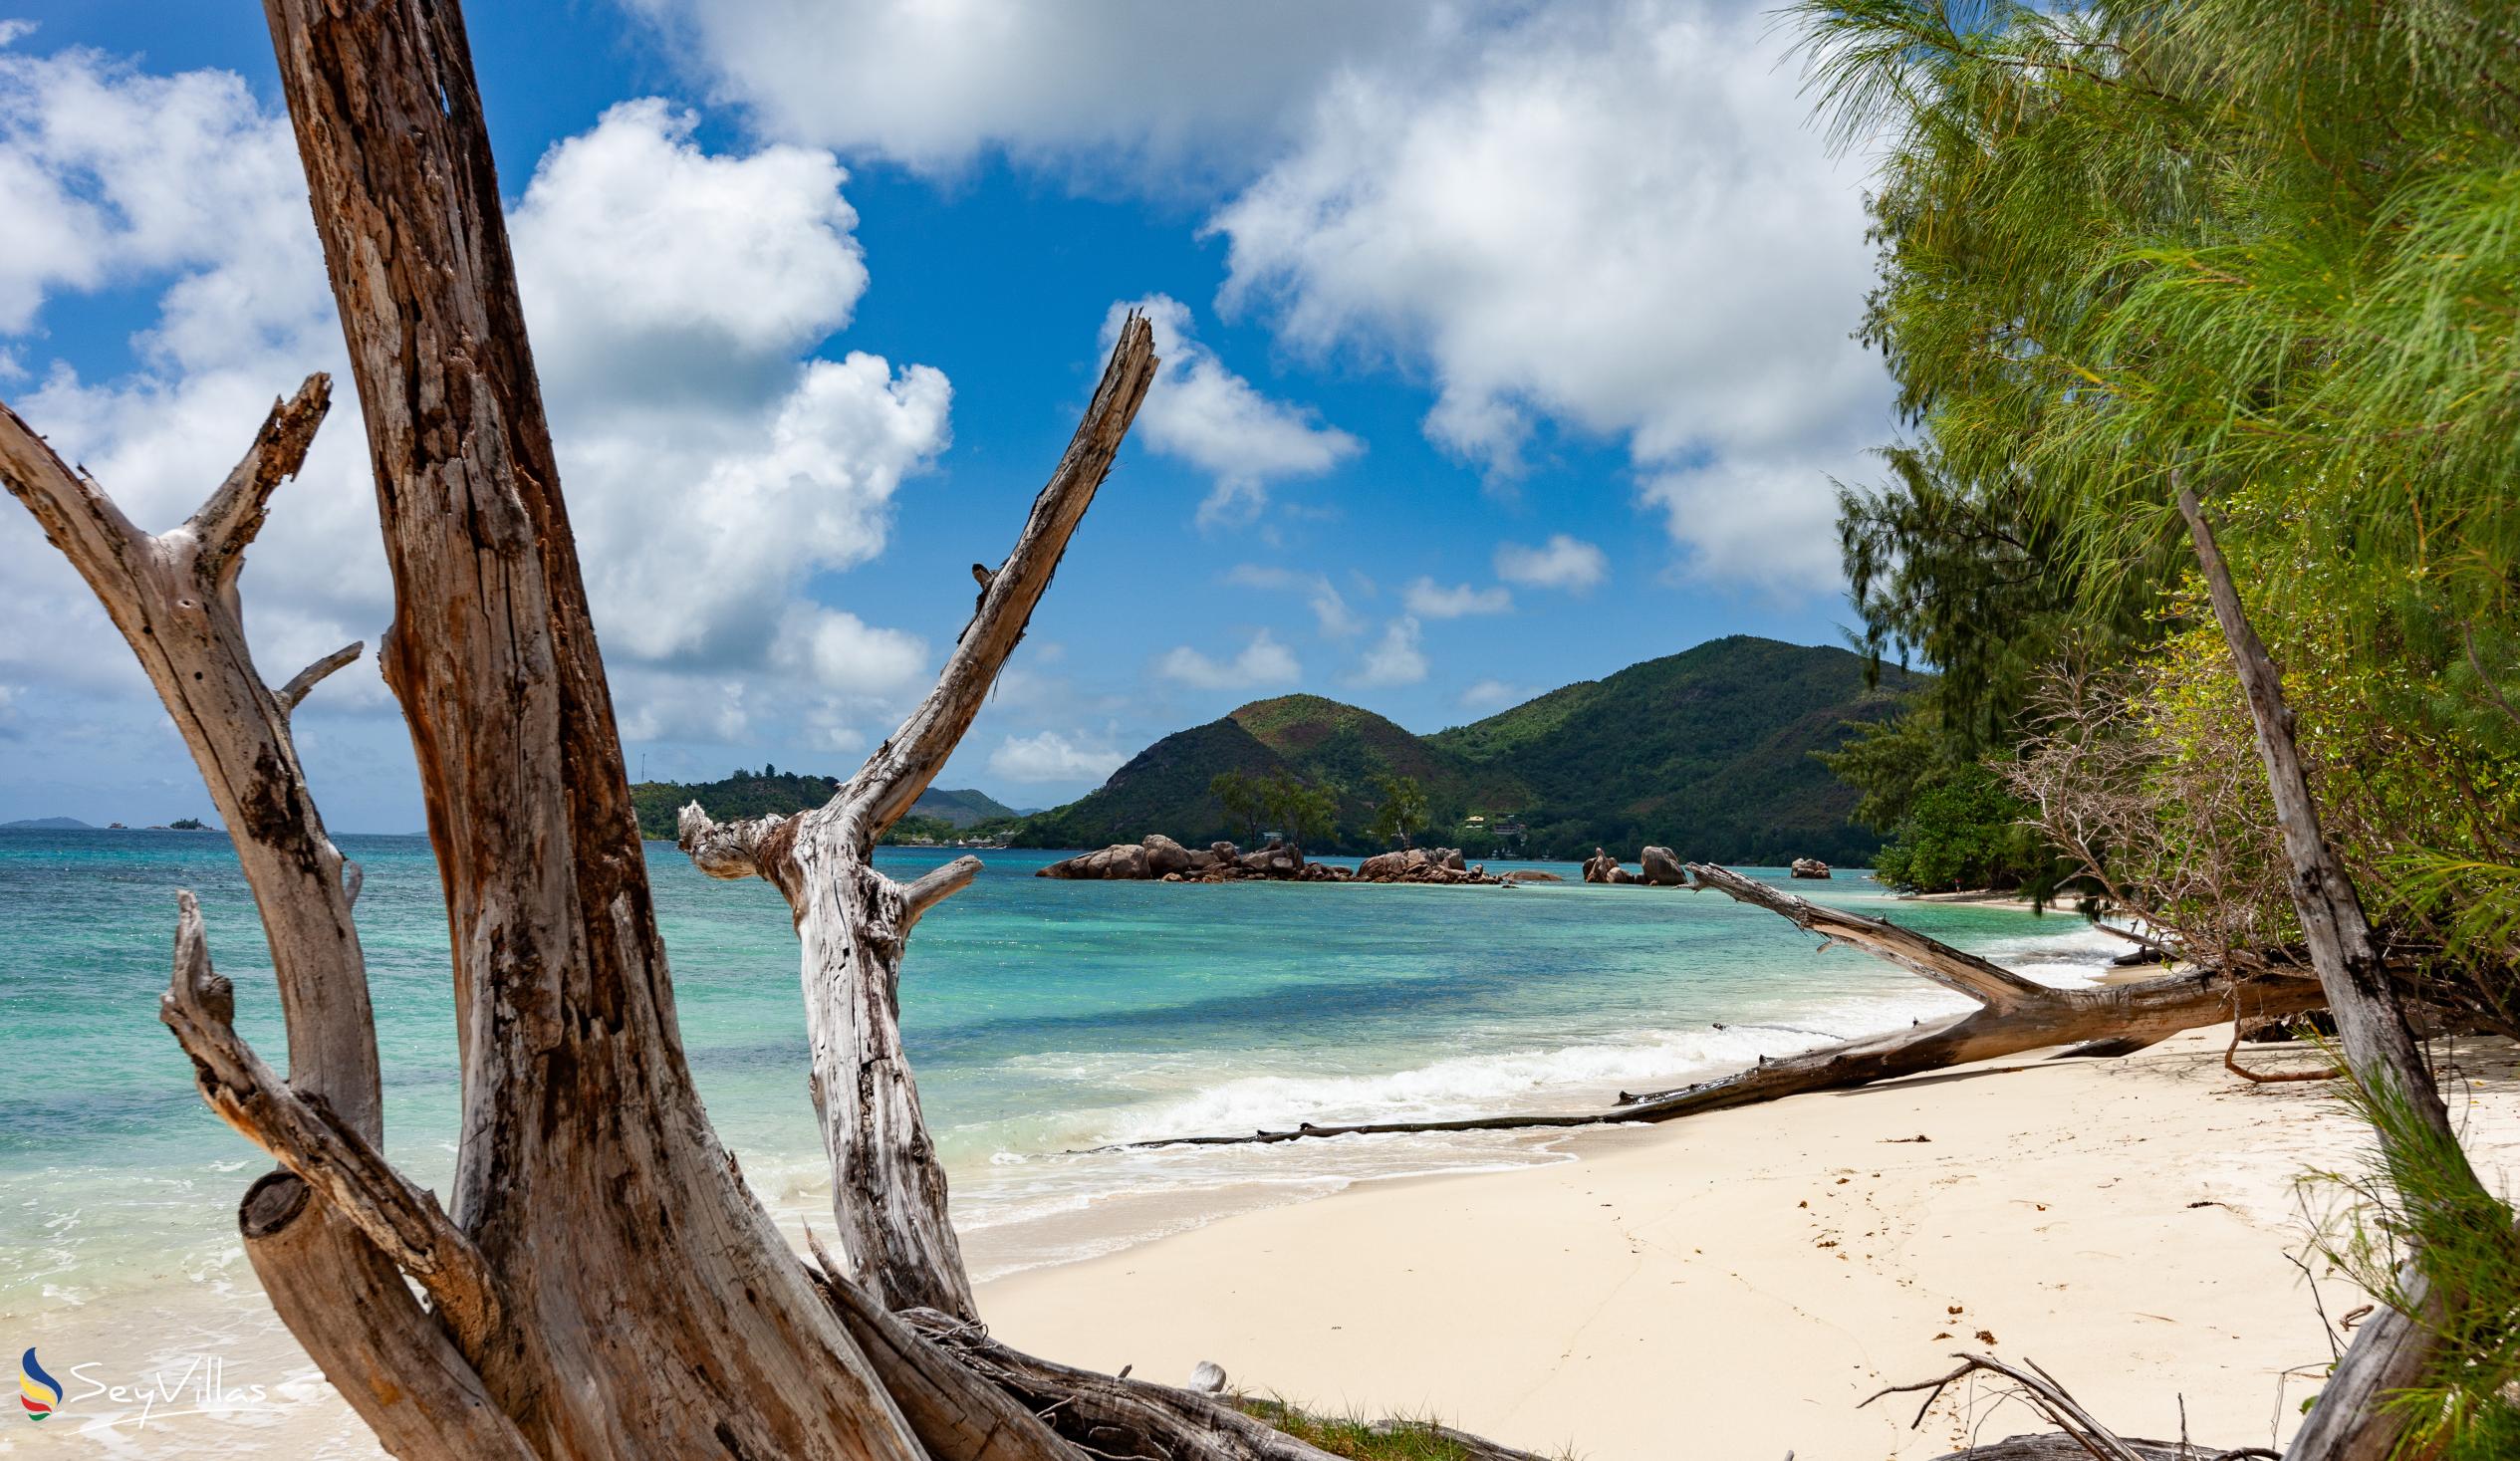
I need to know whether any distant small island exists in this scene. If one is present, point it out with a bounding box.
[630,770,1027,846]
[1,816,96,831]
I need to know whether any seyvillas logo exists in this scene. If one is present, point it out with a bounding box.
[18,1347,61,1421]
[11,1348,270,1430]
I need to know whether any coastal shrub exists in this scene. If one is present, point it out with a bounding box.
[1868,761,2040,893]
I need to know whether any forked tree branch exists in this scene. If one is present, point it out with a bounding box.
[4,371,527,1453]
[162,891,498,1350]
[845,313,1158,849]
[675,320,1159,1320]
[0,373,382,1136]
[182,374,334,589]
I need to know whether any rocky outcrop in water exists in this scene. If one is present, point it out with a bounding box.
[1584,846,1702,887]
[1582,849,1638,884]
[1790,857,1833,879]
[1354,847,1494,884]
[1037,836,1503,884]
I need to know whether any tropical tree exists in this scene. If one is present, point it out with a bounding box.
[1265,771,1341,850]
[1367,773,1429,850]
[1209,768,1265,843]
[1794,1,2520,1452]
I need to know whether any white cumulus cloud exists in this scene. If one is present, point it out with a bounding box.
[623,0,1435,178]
[1223,564,1366,638]
[1401,577,1511,618]
[1208,1,1885,589]
[1106,295,1360,528]
[0,42,950,764]
[1494,535,1608,594]
[1457,677,1527,712]
[510,98,872,401]
[1156,630,1301,692]
[1349,615,1428,688]
[988,729,1125,784]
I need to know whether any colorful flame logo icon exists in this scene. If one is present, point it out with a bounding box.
[19,1347,61,1421]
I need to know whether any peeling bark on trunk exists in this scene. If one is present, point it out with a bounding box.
[1108,864,2325,1151]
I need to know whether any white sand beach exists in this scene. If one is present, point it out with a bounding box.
[982,1026,2520,1459]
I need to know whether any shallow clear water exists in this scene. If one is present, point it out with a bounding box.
[0,829,2111,1451]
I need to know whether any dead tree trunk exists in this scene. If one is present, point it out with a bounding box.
[0,380,529,1457]
[10,10,1528,1455]
[676,317,1157,1319]
[2176,487,2504,1461]
[2,0,1079,1454]
[1106,864,2326,1151]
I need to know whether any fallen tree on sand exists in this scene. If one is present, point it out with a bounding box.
[1101,863,2327,1151]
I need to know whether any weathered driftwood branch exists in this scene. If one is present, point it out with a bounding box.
[905,854,985,933]
[276,640,365,715]
[238,1172,538,1460]
[680,314,1158,1320]
[2176,486,2502,1461]
[1105,864,2325,1151]
[803,1236,1082,1461]
[1865,1353,2159,1461]
[162,891,500,1350]
[1868,1350,2283,1460]
[0,375,379,1133]
[0,377,509,1452]
[899,1308,1358,1461]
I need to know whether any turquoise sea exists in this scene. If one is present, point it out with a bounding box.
[0,830,2112,1453]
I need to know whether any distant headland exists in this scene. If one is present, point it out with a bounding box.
[637,637,1918,864]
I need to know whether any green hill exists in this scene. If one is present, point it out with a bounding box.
[1013,636,1917,863]
[630,771,1019,841]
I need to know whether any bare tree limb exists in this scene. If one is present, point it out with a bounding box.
[276,640,365,715]
[182,374,333,588]
[904,854,983,932]
[679,318,1159,1321]
[162,891,499,1351]
[2222,1022,2337,1086]
[848,314,1159,848]
[678,801,793,885]
[5,375,537,1454]
[2176,485,2505,1461]
[2176,486,2452,1138]
[805,1247,1084,1461]
[900,1308,1360,1461]
[239,1174,538,1461]
[1863,1352,2152,1461]
[0,380,380,1135]
[1690,867,2055,1011]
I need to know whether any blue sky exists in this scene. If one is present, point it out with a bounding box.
[0,1,1891,830]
